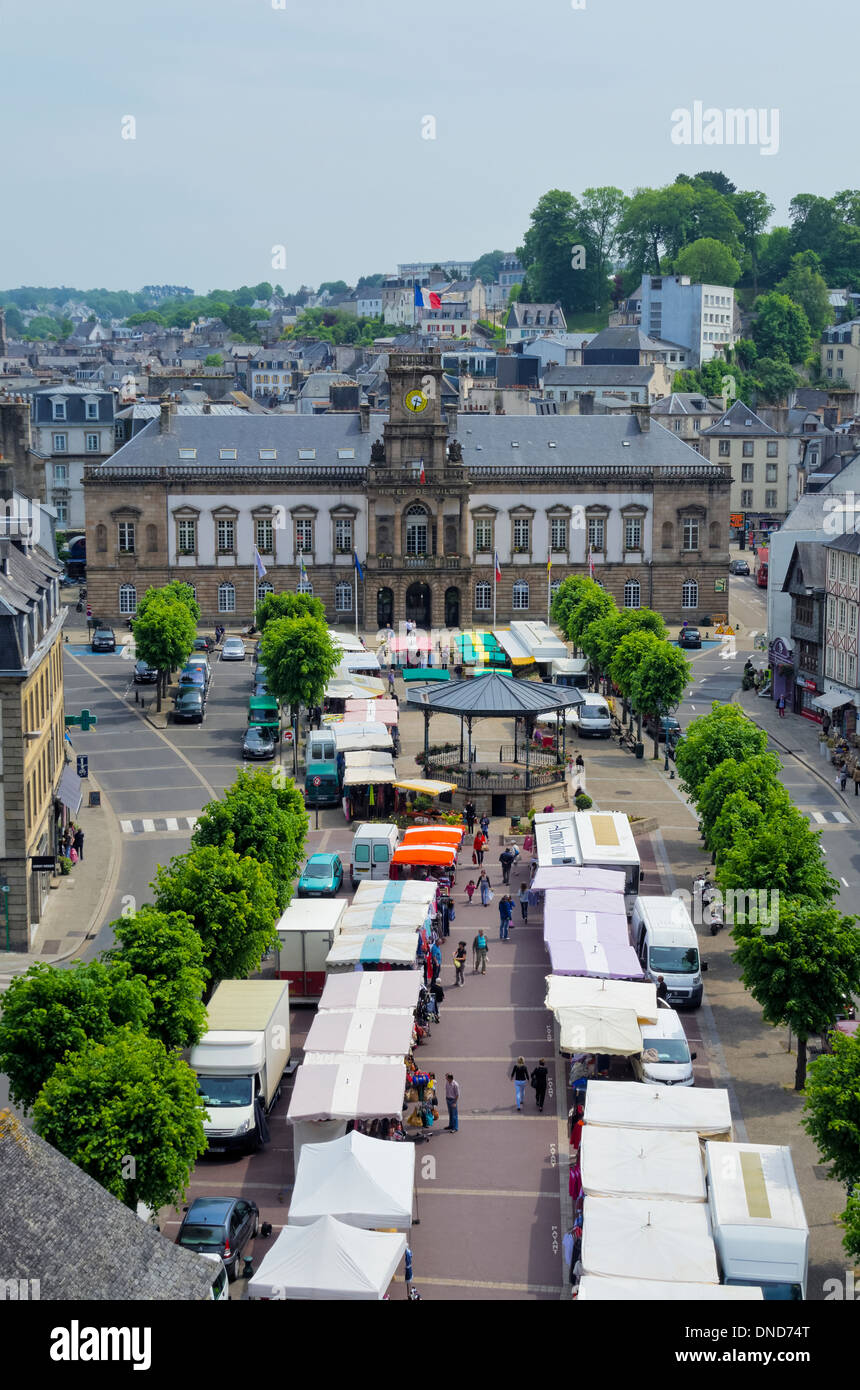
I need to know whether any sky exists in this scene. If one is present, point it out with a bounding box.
[0,0,855,294]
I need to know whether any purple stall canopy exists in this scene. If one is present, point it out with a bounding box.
[544,889,627,921]
[543,910,630,947]
[546,939,644,979]
[531,866,627,894]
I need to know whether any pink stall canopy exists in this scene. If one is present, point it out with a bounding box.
[345,698,399,727]
[288,1061,407,1123]
[543,910,630,947]
[546,939,644,980]
[304,1009,415,1058]
[318,972,423,1012]
[544,890,627,921]
[531,866,627,894]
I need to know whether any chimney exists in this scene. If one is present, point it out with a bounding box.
[446,406,458,434]
[159,394,173,433]
[579,391,595,416]
[202,400,212,414]
[631,403,650,432]
[0,536,10,574]
[359,401,370,432]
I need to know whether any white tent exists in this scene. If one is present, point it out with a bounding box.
[338,903,429,934]
[342,751,396,786]
[531,866,626,893]
[544,975,658,1023]
[334,724,394,754]
[304,1009,415,1058]
[577,1275,763,1301]
[247,1215,406,1300]
[584,1081,733,1139]
[580,1126,706,1202]
[325,931,419,968]
[287,1059,407,1122]
[325,676,385,701]
[556,1006,642,1056]
[318,972,423,1012]
[289,1131,415,1231]
[353,881,437,909]
[581,1196,718,1284]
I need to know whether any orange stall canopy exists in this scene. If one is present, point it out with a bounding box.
[391,844,458,868]
[402,826,464,848]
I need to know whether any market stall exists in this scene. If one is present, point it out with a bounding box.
[390,844,457,875]
[583,1080,733,1139]
[288,1131,416,1231]
[334,724,394,755]
[542,909,630,946]
[344,698,399,727]
[402,825,464,849]
[546,940,644,980]
[531,866,627,893]
[303,1008,416,1058]
[338,902,432,935]
[581,1195,719,1284]
[325,931,420,972]
[579,1125,706,1202]
[544,975,658,1023]
[288,1059,407,1124]
[555,1005,642,1056]
[318,971,424,1012]
[577,1275,762,1301]
[543,889,627,920]
[247,1214,406,1300]
[352,880,438,910]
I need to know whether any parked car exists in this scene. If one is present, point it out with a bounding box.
[243,726,277,761]
[632,1004,697,1087]
[298,852,344,898]
[178,666,207,699]
[175,1197,259,1281]
[221,637,246,661]
[253,680,270,698]
[200,1254,230,1302]
[253,663,268,686]
[643,713,682,743]
[91,626,116,653]
[184,656,211,687]
[173,688,205,723]
[678,626,702,649]
[728,559,750,576]
[193,636,216,654]
[133,659,158,684]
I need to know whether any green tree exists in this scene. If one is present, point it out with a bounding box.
[756,226,794,287]
[550,575,594,635]
[696,753,783,850]
[260,615,340,723]
[608,629,659,733]
[752,291,812,363]
[255,590,327,631]
[730,190,774,294]
[138,579,200,625]
[841,1188,860,1263]
[132,592,196,711]
[692,171,736,196]
[582,608,665,684]
[561,578,616,649]
[469,250,506,283]
[776,252,833,338]
[804,1032,860,1258]
[104,907,208,1052]
[126,310,166,327]
[629,640,691,757]
[152,842,280,987]
[253,282,274,300]
[716,803,838,908]
[579,187,629,287]
[58,316,74,338]
[203,353,223,366]
[32,1030,207,1210]
[518,190,606,315]
[674,237,741,286]
[507,284,522,305]
[618,182,742,276]
[733,897,860,1089]
[753,355,800,403]
[0,961,152,1113]
[674,702,770,801]
[191,768,308,910]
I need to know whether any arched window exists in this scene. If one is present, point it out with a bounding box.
[297,576,313,595]
[623,579,640,609]
[512,579,529,610]
[96,522,107,552]
[119,583,136,615]
[405,504,428,557]
[661,521,673,549]
[257,581,273,603]
[218,582,236,613]
[335,581,353,612]
[475,581,491,611]
[682,580,698,609]
[709,520,721,549]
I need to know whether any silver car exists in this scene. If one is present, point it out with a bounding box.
[221,638,246,661]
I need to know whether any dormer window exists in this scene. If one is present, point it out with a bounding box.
[259,449,277,460]
[178,448,197,459]
[298,449,316,460]
[52,400,66,420]
[86,401,99,419]
[219,448,237,459]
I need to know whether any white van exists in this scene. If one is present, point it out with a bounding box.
[705,1142,808,1300]
[350,822,399,888]
[633,1004,697,1086]
[632,896,706,1009]
[551,657,589,690]
[571,692,611,738]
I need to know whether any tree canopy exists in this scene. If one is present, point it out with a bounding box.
[751,291,812,364]
[716,802,838,908]
[103,907,208,1052]
[255,590,326,631]
[674,237,741,286]
[191,768,308,910]
[674,703,770,801]
[259,614,340,716]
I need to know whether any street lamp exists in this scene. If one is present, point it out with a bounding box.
[1,879,9,953]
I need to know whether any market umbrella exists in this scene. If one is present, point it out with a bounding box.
[247,1215,406,1299]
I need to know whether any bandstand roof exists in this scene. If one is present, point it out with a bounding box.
[405,673,584,719]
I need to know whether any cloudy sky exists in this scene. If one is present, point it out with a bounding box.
[0,0,853,292]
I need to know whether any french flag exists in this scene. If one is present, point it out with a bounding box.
[494,550,502,583]
[414,284,442,311]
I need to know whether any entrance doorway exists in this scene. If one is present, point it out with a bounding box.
[445,586,460,628]
[405,582,431,628]
[376,587,393,628]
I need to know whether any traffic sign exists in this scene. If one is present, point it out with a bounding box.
[76,755,89,778]
[313,775,321,786]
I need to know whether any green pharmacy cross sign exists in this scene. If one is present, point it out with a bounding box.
[65,709,98,732]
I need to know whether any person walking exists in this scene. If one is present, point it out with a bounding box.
[840,765,849,793]
[388,666,396,694]
[465,878,476,904]
[498,894,513,941]
[444,1073,460,1132]
[478,870,492,908]
[479,813,490,837]
[464,800,476,834]
[473,930,488,974]
[499,847,514,885]
[429,977,445,1020]
[453,941,467,986]
[776,694,786,718]
[853,764,860,798]
[511,1057,530,1111]
[518,881,530,925]
[473,830,487,867]
[72,826,85,862]
[575,752,585,777]
[656,975,668,1002]
[429,939,442,982]
[531,1058,548,1112]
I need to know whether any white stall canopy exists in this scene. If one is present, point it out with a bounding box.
[338,903,429,935]
[342,750,397,785]
[352,880,437,909]
[303,1009,415,1058]
[532,865,627,893]
[581,1196,719,1284]
[325,931,419,967]
[577,1275,763,1302]
[556,1006,642,1056]
[334,724,394,754]
[580,1126,706,1202]
[318,972,423,1012]
[584,1080,733,1139]
[247,1215,406,1300]
[288,1131,415,1231]
[287,1060,407,1123]
[544,975,658,1024]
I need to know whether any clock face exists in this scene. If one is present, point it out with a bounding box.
[405,388,429,414]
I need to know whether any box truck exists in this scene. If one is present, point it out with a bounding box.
[190,980,291,1154]
[276,897,346,1002]
[705,1142,808,1300]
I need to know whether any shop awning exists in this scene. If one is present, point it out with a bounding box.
[57,763,83,815]
[393,779,458,797]
[812,690,856,712]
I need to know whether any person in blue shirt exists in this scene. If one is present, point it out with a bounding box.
[429,940,442,981]
[498,894,514,940]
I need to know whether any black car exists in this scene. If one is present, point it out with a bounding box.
[678,627,702,649]
[176,1197,259,1281]
[173,688,205,723]
[644,713,682,743]
[91,626,116,653]
[133,659,158,684]
[193,636,216,654]
[729,559,750,576]
[243,726,277,761]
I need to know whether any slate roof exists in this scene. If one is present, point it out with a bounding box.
[583,325,686,354]
[702,400,780,437]
[544,365,655,387]
[827,531,860,555]
[406,673,583,717]
[0,1111,215,1301]
[651,392,723,416]
[781,540,826,594]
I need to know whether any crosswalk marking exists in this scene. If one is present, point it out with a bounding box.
[833,811,849,823]
[165,818,179,831]
[120,816,199,835]
[799,807,852,825]
[141,818,155,833]
[812,811,826,823]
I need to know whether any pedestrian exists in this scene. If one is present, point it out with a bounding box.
[853,765,860,798]
[531,1058,548,1112]
[840,766,849,793]
[388,666,396,692]
[473,930,489,974]
[444,1073,460,1131]
[511,1056,530,1111]
[473,830,486,867]
[72,827,85,862]
[575,752,584,776]
[478,870,492,908]
[465,878,476,904]
[776,694,786,718]
[499,846,514,884]
[518,881,530,924]
[453,941,467,986]
[430,939,442,982]
[464,800,476,833]
[498,893,513,941]
[656,974,668,1002]
[479,813,490,837]
[429,977,445,1019]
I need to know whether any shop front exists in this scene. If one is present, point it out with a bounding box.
[794,676,822,722]
[812,688,858,737]
[768,637,794,708]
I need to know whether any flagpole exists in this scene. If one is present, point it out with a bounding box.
[355,564,359,639]
[547,555,551,626]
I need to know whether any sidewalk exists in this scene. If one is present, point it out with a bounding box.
[735,685,860,822]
